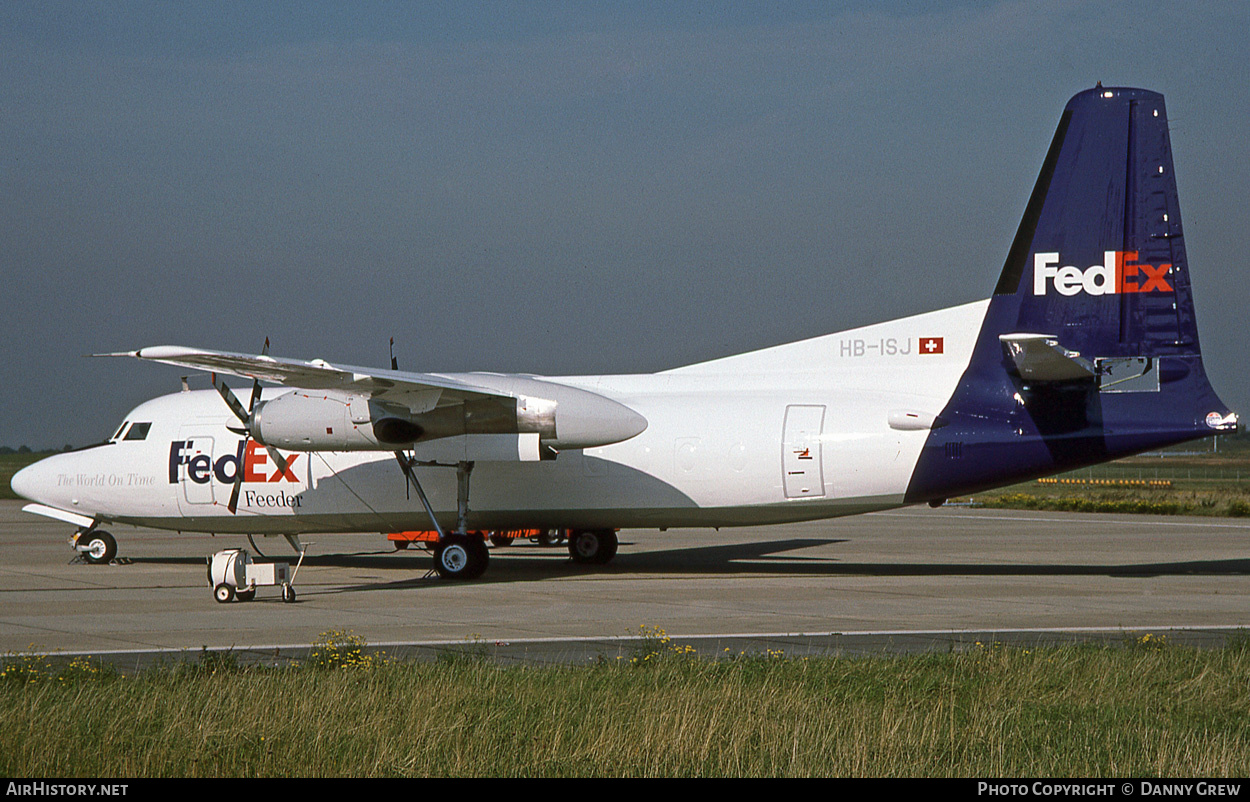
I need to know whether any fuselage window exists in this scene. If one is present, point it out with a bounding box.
[123,422,152,441]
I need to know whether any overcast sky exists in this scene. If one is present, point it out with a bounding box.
[2,1,1247,449]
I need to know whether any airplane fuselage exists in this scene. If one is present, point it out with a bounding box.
[16,301,988,536]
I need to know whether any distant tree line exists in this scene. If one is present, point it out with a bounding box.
[0,445,74,455]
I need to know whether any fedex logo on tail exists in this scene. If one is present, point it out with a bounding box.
[1033,252,1173,296]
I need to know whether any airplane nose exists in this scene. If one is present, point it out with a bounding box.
[10,461,41,502]
[10,456,63,506]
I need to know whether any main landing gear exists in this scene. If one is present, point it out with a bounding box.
[392,454,621,580]
[432,533,490,580]
[395,455,488,581]
[568,529,618,565]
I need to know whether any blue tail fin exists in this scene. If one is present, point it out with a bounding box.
[906,87,1236,503]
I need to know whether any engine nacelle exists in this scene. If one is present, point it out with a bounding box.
[252,390,398,451]
[250,389,563,454]
[250,383,646,456]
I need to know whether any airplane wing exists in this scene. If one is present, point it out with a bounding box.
[98,345,503,414]
[96,345,648,450]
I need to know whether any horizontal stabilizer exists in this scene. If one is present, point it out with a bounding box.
[999,333,1095,382]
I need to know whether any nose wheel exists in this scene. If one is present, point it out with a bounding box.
[75,530,117,565]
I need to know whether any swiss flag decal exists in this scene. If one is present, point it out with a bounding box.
[920,337,944,354]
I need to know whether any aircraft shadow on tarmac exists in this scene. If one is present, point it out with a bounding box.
[124,537,1250,595]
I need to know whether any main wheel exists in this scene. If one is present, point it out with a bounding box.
[432,534,489,580]
[214,583,235,603]
[489,532,514,548]
[79,530,117,565]
[568,529,618,565]
[535,529,563,546]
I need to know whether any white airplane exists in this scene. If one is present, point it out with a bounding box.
[11,86,1237,581]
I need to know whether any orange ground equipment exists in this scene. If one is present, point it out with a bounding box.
[387,528,567,549]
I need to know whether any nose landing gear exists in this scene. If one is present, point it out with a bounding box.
[72,529,117,565]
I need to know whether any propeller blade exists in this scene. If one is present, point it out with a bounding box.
[264,444,291,479]
[212,373,251,425]
[249,339,268,416]
[247,376,261,416]
[227,449,246,514]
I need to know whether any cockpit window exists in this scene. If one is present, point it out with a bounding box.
[123,422,152,441]
[111,421,129,441]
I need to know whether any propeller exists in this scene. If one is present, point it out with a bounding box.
[390,337,407,497]
[211,339,292,514]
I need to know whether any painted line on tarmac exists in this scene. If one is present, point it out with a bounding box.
[19,623,1247,658]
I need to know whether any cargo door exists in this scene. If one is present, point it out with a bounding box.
[782,405,826,498]
[176,426,217,511]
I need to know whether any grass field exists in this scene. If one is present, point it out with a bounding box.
[961,434,1250,517]
[3,632,1250,777]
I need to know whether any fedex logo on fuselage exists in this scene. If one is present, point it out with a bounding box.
[1033,251,1173,296]
[168,440,299,485]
